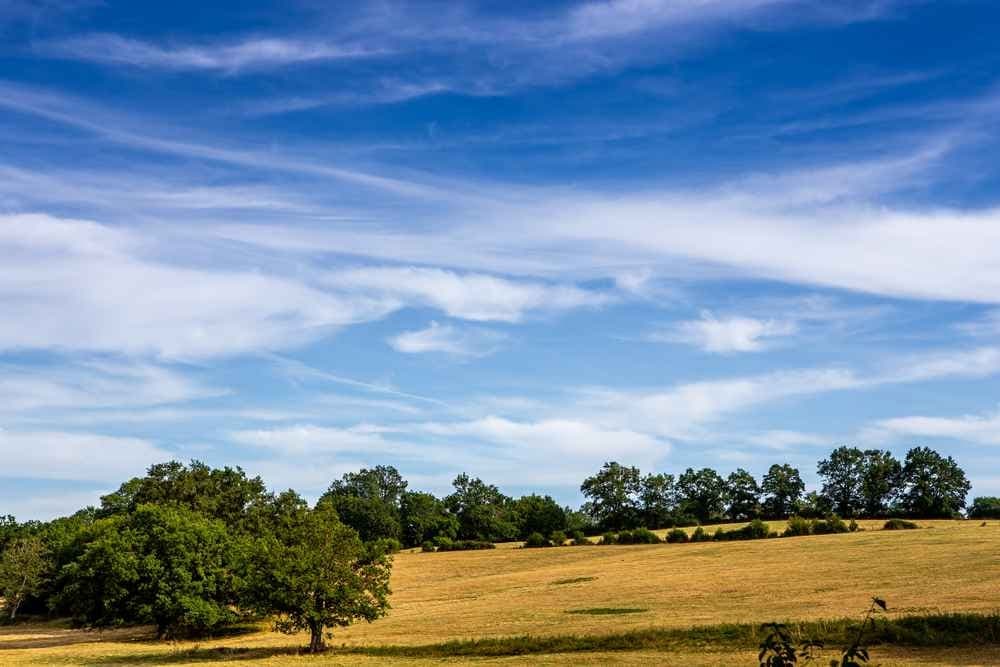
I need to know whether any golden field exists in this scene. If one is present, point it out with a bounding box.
[2,519,998,666]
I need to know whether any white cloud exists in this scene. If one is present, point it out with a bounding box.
[0,430,170,482]
[870,408,1000,446]
[41,34,380,72]
[328,266,608,322]
[388,321,506,357]
[653,311,798,353]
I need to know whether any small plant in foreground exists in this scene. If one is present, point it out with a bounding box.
[833,597,887,667]
[758,623,822,666]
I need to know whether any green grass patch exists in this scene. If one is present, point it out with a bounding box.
[550,576,597,585]
[566,607,648,615]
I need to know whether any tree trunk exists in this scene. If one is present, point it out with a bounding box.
[308,622,325,653]
[9,574,27,621]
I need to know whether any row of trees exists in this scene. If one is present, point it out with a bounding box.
[579,447,973,530]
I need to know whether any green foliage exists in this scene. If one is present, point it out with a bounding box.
[0,536,49,621]
[690,526,711,542]
[630,527,660,543]
[665,528,689,543]
[883,518,919,530]
[600,531,617,545]
[98,461,267,531]
[549,530,567,546]
[399,491,458,548]
[639,472,678,528]
[421,540,436,552]
[677,467,727,524]
[968,496,1000,519]
[523,532,550,548]
[726,468,762,521]
[784,515,813,537]
[445,474,517,542]
[762,464,806,519]
[580,462,642,530]
[321,465,408,543]
[848,519,860,532]
[435,539,496,551]
[54,504,239,638]
[758,622,823,666]
[899,447,970,518]
[512,494,566,539]
[812,514,849,535]
[240,499,392,653]
[714,519,770,541]
[793,491,834,519]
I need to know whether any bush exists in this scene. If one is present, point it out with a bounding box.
[370,537,402,554]
[433,535,453,549]
[968,497,1000,519]
[421,540,436,552]
[549,530,567,546]
[436,539,496,551]
[665,528,689,543]
[813,515,849,535]
[600,531,617,545]
[673,515,700,528]
[883,518,919,530]
[783,515,812,537]
[631,527,660,544]
[745,519,770,539]
[569,529,586,542]
[523,532,549,548]
[616,530,635,545]
[690,526,712,542]
[849,519,860,532]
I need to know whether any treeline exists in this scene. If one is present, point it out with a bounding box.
[0,446,993,645]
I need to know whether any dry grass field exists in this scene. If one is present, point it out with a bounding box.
[2,519,998,665]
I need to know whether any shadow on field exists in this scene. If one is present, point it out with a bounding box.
[91,645,315,664]
[0,623,259,652]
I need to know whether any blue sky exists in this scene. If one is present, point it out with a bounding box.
[3,0,1000,519]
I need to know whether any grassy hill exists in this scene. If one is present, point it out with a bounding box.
[2,519,998,665]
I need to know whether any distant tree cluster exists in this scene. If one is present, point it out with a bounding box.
[577,446,973,531]
[0,445,982,642]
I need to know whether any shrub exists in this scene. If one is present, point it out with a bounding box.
[665,528,689,543]
[745,519,770,539]
[783,515,812,537]
[600,531,617,545]
[616,530,635,545]
[813,514,849,535]
[523,532,549,548]
[549,530,567,546]
[569,529,586,543]
[371,537,402,554]
[572,535,593,546]
[673,515,700,528]
[433,535,453,549]
[436,539,496,551]
[691,526,712,542]
[631,527,660,544]
[421,540,436,552]
[848,519,860,532]
[883,518,919,530]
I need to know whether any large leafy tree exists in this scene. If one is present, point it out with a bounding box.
[0,536,49,621]
[512,494,566,539]
[677,468,727,523]
[725,469,761,521]
[399,491,458,547]
[968,496,1000,519]
[240,497,392,653]
[817,446,865,517]
[580,462,642,530]
[444,474,517,541]
[859,449,903,517]
[899,447,970,518]
[639,473,678,528]
[54,504,240,637]
[320,466,409,543]
[761,464,806,519]
[98,461,268,530]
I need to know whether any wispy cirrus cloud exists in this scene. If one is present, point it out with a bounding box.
[388,321,507,358]
[650,311,798,353]
[0,430,172,482]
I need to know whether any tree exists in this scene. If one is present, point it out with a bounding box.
[0,536,49,621]
[444,474,517,542]
[817,446,865,517]
[677,468,727,523]
[512,495,566,539]
[793,491,833,518]
[399,491,458,547]
[859,449,903,517]
[98,460,268,530]
[725,469,761,521]
[54,504,239,637]
[899,447,970,518]
[320,466,409,543]
[580,462,642,530]
[761,464,805,519]
[968,497,1000,519]
[240,497,392,653]
[639,473,678,528]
